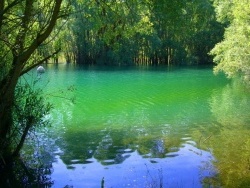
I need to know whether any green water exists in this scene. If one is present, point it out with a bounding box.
[30,64,250,187]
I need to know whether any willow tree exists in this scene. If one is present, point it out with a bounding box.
[210,0,250,82]
[0,0,66,162]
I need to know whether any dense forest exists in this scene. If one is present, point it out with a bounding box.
[57,0,224,65]
[0,0,250,183]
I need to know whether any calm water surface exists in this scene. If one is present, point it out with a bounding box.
[31,64,250,187]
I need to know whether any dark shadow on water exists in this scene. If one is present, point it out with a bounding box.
[0,130,58,187]
[0,158,54,188]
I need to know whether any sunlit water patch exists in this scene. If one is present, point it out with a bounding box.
[28,64,250,187]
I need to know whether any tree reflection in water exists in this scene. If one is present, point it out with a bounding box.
[0,131,56,187]
[0,158,53,187]
[194,79,250,187]
[56,123,184,167]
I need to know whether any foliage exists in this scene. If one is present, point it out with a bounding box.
[193,79,250,187]
[11,80,52,156]
[210,0,250,83]
[0,0,67,162]
[59,0,223,65]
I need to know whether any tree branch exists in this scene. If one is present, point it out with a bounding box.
[14,0,34,54]
[12,118,33,157]
[20,48,61,76]
[0,0,4,32]
[19,0,63,64]
[0,0,24,30]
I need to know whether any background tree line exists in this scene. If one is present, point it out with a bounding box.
[56,0,224,65]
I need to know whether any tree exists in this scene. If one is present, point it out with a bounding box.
[0,0,66,162]
[63,0,222,65]
[66,0,144,65]
[210,0,250,83]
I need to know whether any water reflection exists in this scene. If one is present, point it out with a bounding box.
[193,78,250,187]
[34,65,232,187]
[0,130,57,187]
[51,143,215,188]
[54,122,188,166]
[0,159,54,187]
[48,119,217,187]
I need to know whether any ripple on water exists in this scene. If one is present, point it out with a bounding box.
[42,65,230,187]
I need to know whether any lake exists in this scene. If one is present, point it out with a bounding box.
[24,64,250,187]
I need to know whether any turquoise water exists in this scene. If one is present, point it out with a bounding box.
[30,64,250,187]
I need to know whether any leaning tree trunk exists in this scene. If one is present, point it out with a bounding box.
[0,68,20,160]
[0,0,63,164]
[0,96,14,159]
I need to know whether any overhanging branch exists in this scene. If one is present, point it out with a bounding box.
[20,48,61,76]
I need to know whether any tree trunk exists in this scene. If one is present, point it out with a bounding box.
[12,118,32,157]
[0,83,16,160]
[0,62,22,160]
[0,0,63,163]
[0,101,13,157]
